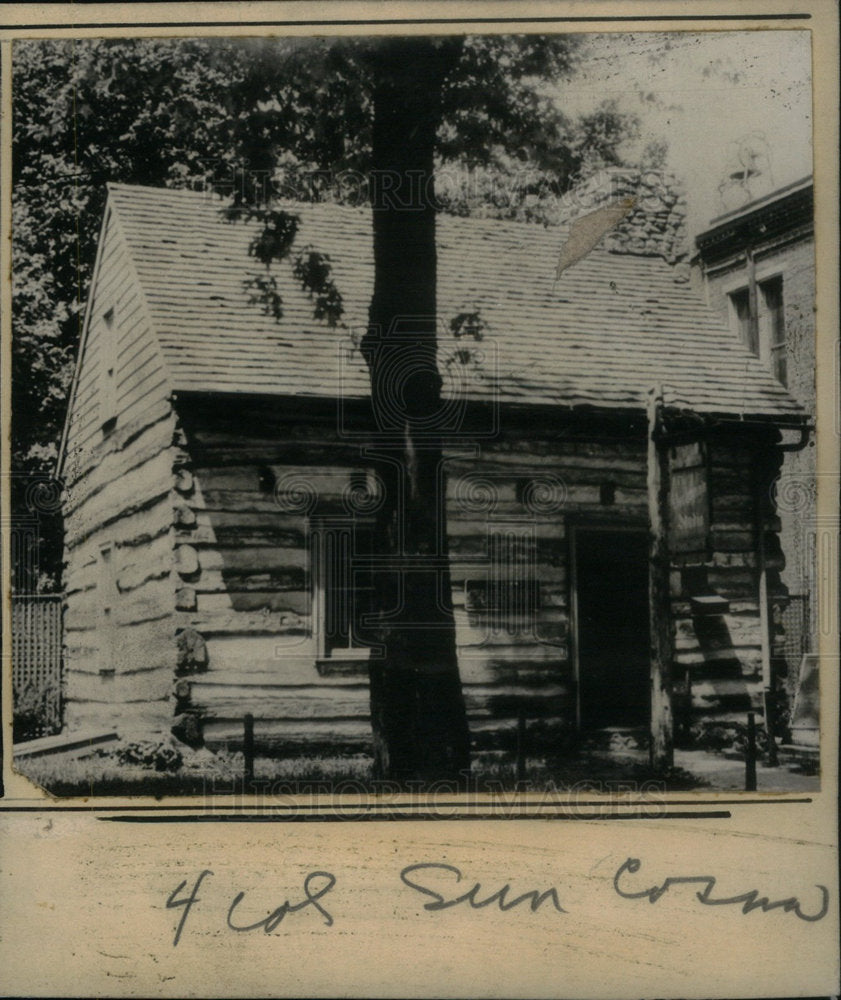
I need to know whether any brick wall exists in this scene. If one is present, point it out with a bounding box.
[702,237,815,413]
[698,234,816,641]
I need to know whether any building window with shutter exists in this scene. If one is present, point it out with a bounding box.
[729,286,755,354]
[727,274,786,385]
[759,275,786,385]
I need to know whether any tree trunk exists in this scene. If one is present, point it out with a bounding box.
[361,39,471,785]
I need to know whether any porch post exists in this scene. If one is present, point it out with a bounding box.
[647,387,674,770]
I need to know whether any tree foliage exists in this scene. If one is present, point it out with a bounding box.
[12,37,261,588]
[11,34,639,594]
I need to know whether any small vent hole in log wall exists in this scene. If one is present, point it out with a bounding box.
[258,465,277,494]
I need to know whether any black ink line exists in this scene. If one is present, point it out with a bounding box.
[0,14,812,31]
[96,810,732,823]
[0,798,811,813]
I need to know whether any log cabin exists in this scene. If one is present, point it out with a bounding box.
[56,175,810,760]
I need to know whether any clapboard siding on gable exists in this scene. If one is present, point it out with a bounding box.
[60,204,180,736]
[55,181,810,755]
[63,207,170,465]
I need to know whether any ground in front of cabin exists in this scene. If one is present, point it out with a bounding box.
[13,726,819,799]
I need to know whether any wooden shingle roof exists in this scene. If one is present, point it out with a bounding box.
[107,183,805,422]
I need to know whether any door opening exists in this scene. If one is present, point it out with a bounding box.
[574,528,650,729]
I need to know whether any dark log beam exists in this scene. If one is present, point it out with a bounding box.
[647,388,674,771]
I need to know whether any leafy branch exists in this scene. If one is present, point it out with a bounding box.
[224,207,343,327]
[246,209,300,265]
[292,248,344,328]
[242,273,284,320]
[449,310,485,341]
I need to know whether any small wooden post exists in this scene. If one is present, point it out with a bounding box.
[516,708,527,786]
[647,388,674,772]
[762,686,779,767]
[243,713,255,789]
[745,711,758,791]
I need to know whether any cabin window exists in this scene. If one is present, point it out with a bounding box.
[100,306,118,434]
[312,520,374,660]
[728,275,786,384]
[465,527,540,636]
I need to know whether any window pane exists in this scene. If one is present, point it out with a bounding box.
[465,528,540,637]
[759,276,786,383]
[729,288,756,354]
[316,522,373,655]
[771,343,787,385]
[761,276,785,344]
[349,526,374,649]
[323,529,351,653]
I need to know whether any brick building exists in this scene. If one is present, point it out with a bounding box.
[693,176,816,738]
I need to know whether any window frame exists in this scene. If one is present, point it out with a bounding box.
[311,515,375,664]
[758,274,786,385]
[464,522,541,639]
[724,265,787,385]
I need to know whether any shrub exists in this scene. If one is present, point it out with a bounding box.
[113,739,184,772]
[13,678,61,742]
[689,720,770,755]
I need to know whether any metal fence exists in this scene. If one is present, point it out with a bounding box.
[774,593,810,705]
[11,594,63,738]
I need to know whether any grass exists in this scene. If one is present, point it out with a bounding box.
[14,749,375,799]
[16,756,215,798]
[15,738,709,799]
[470,750,707,792]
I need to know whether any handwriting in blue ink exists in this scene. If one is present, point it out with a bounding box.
[613,857,828,922]
[166,869,336,946]
[399,862,567,914]
[227,872,335,933]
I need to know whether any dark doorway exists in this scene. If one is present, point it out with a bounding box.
[574,528,650,729]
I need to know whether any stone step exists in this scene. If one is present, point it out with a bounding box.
[13,729,119,759]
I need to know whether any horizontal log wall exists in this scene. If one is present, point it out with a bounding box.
[444,438,645,746]
[175,410,775,750]
[171,442,353,747]
[63,378,778,746]
[63,401,179,734]
[671,436,780,721]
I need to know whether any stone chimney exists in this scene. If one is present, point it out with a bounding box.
[558,167,689,266]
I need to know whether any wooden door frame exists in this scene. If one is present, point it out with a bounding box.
[569,518,648,732]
